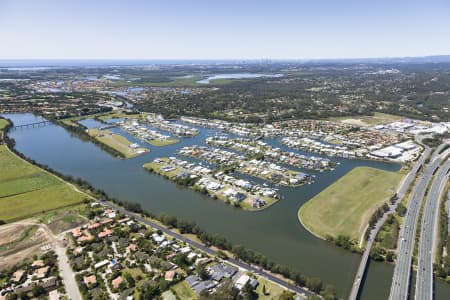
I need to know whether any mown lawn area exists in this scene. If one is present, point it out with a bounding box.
[299,166,405,241]
[0,145,86,222]
[255,277,287,300]
[171,281,197,300]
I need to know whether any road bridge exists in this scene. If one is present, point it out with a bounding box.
[10,120,52,130]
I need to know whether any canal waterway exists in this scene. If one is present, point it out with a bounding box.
[3,113,449,299]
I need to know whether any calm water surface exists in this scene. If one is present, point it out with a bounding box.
[3,113,450,299]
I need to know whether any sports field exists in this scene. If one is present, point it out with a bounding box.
[0,145,86,222]
[299,166,405,241]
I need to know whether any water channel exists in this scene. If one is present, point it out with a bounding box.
[3,113,449,299]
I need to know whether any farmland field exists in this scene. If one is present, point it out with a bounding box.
[0,145,86,222]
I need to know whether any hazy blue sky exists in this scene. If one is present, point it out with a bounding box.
[1,0,449,60]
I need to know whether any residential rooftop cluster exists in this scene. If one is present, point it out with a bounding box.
[179,145,311,187]
[146,114,199,137]
[0,251,64,300]
[66,203,292,299]
[180,116,422,162]
[116,119,173,143]
[281,136,364,159]
[68,205,211,299]
[206,135,334,171]
[145,157,280,210]
[180,116,261,137]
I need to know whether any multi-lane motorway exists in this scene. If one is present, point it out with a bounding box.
[348,147,431,300]
[389,148,448,300]
[415,158,450,300]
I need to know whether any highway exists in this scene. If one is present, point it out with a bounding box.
[389,149,447,300]
[447,190,450,232]
[348,147,431,300]
[100,201,318,299]
[415,157,450,300]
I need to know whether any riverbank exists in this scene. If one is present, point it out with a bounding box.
[299,166,406,242]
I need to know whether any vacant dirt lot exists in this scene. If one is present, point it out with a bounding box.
[0,221,51,270]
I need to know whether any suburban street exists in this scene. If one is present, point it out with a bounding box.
[348,147,431,300]
[389,148,448,300]
[415,158,450,300]
[54,241,83,300]
[101,201,317,299]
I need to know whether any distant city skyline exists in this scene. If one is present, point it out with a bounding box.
[1,0,450,60]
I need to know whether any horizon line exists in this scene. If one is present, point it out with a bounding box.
[1,53,450,62]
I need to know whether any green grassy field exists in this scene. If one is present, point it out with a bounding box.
[330,112,402,126]
[87,128,149,158]
[255,277,288,300]
[0,118,9,140]
[0,145,86,222]
[0,119,8,130]
[148,138,179,147]
[299,166,405,241]
[171,281,197,300]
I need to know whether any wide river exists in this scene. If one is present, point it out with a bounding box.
[3,113,450,299]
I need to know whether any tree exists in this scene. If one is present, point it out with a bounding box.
[197,264,209,280]
[306,277,323,293]
[241,282,258,300]
[124,272,135,287]
[386,251,395,262]
[262,284,267,295]
[32,285,46,297]
[396,203,407,217]
[279,290,295,300]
